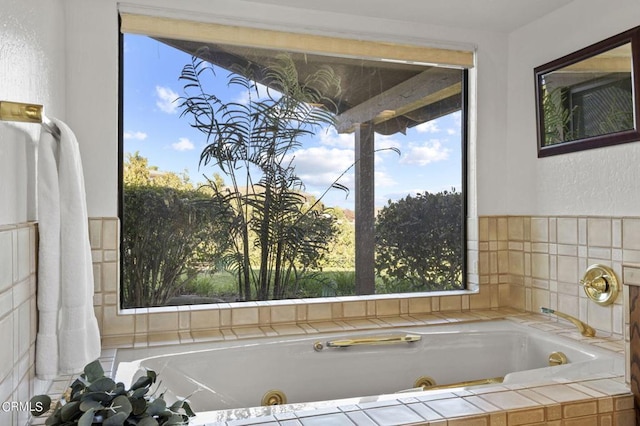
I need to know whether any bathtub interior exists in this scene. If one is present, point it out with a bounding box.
[114,320,623,413]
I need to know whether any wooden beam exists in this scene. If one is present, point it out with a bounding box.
[121,13,474,69]
[354,123,375,295]
[335,68,462,133]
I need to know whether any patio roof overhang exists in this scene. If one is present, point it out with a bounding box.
[156,37,464,136]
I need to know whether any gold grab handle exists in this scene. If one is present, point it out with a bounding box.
[314,334,421,351]
[420,376,504,391]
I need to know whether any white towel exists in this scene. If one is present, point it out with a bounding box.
[36,118,101,380]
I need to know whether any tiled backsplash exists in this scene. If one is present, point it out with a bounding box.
[479,216,631,338]
[0,223,38,426]
[90,215,632,345]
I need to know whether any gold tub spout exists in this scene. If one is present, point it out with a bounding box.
[540,307,596,337]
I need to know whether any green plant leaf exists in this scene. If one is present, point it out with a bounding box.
[103,411,128,426]
[79,398,103,412]
[137,416,160,426]
[113,382,127,396]
[131,386,149,399]
[81,391,114,404]
[88,377,116,393]
[29,394,51,416]
[83,360,105,382]
[110,395,133,417]
[169,400,195,417]
[44,410,61,425]
[60,400,81,421]
[130,396,147,415]
[146,398,166,416]
[129,375,153,391]
[77,408,96,426]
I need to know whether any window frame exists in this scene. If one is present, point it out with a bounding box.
[117,21,471,309]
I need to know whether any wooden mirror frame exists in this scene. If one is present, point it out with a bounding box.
[535,26,640,157]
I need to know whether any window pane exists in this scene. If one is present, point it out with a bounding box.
[121,33,465,308]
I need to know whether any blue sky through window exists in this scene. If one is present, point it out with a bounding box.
[123,34,462,210]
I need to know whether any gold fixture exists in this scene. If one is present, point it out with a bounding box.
[315,334,421,350]
[540,307,596,337]
[580,264,619,306]
[417,376,503,391]
[261,389,287,406]
[414,376,437,389]
[0,101,43,123]
[0,100,61,140]
[548,351,568,366]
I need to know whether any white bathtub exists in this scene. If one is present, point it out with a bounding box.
[114,319,623,416]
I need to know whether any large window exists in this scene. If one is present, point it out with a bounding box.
[119,16,470,308]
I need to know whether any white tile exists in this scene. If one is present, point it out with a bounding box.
[0,231,13,292]
[16,227,30,282]
[0,314,14,381]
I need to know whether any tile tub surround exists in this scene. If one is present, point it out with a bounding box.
[0,223,38,426]
[480,216,630,338]
[34,312,632,426]
[90,215,634,346]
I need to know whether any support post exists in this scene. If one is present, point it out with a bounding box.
[354,123,375,294]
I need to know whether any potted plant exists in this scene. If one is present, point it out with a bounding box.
[30,360,195,425]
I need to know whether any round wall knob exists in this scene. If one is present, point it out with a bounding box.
[579,264,619,306]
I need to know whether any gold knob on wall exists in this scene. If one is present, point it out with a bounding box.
[580,264,619,306]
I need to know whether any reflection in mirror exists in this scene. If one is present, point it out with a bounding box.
[119,30,471,308]
[535,26,640,157]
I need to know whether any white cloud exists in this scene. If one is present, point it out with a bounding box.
[155,86,179,114]
[286,146,355,189]
[318,126,353,149]
[124,131,148,141]
[234,82,276,105]
[415,120,440,134]
[374,171,396,188]
[400,140,450,166]
[451,111,462,127]
[172,137,195,151]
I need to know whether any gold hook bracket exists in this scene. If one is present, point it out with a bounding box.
[0,101,43,123]
[579,264,619,306]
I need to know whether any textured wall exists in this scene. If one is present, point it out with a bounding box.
[0,0,66,226]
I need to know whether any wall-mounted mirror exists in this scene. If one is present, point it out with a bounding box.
[535,26,640,157]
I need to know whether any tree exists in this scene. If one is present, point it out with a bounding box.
[121,154,231,307]
[375,190,463,291]
[178,52,345,301]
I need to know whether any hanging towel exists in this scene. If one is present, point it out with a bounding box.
[36,118,101,380]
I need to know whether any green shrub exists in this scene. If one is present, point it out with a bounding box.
[122,185,231,308]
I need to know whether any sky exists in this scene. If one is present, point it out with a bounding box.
[122,34,462,210]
